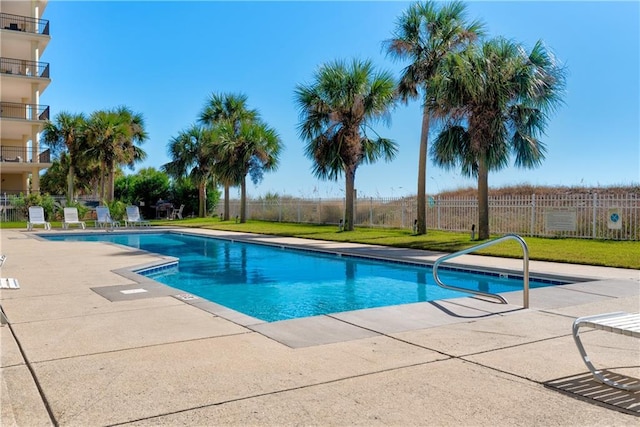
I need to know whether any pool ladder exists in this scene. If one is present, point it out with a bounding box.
[432,234,530,309]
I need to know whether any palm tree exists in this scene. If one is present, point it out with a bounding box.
[199,92,258,220]
[385,0,483,234]
[163,125,219,217]
[41,112,87,201]
[295,58,397,231]
[430,38,566,239]
[85,107,147,202]
[215,120,282,223]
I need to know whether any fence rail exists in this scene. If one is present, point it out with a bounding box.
[225,194,639,241]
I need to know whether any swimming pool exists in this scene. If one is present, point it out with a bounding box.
[45,232,563,322]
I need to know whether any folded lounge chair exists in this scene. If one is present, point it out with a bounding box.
[62,207,86,229]
[27,206,51,230]
[573,312,640,391]
[171,204,185,220]
[125,205,151,227]
[95,206,120,230]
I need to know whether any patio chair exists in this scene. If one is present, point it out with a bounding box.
[62,207,86,229]
[573,312,640,391]
[170,204,185,220]
[27,206,51,230]
[95,206,120,230]
[125,205,151,227]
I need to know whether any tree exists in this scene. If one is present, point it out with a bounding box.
[163,125,219,217]
[215,120,282,223]
[295,58,397,231]
[115,168,170,217]
[41,112,87,200]
[198,92,258,220]
[85,107,148,202]
[385,0,483,234]
[430,38,566,239]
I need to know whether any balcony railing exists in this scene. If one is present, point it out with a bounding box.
[0,146,50,163]
[0,57,49,78]
[0,102,50,121]
[0,12,49,36]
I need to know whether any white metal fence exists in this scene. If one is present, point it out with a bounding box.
[226,193,639,240]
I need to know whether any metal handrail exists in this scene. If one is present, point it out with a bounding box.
[432,234,530,308]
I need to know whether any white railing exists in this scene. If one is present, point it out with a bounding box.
[225,193,639,241]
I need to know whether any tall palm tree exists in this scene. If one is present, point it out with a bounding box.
[295,58,397,231]
[430,38,566,239]
[215,120,282,223]
[163,125,219,217]
[199,92,258,220]
[41,112,87,201]
[85,107,147,202]
[385,0,483,234]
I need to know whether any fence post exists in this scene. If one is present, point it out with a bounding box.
[592,192,598,239]
[369,197,373,226]
[437,196,441,229]
[530,194,536,236]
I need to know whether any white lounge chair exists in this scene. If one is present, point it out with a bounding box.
[171,204,185,220]
[95,206,120,230]
[125,205,150,227]
[573,312,640,391]
[27,206,51,230]
[62,207,86,229]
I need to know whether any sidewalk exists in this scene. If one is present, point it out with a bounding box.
[1,228,638,426]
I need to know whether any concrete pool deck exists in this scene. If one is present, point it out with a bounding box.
[1,227,638,426]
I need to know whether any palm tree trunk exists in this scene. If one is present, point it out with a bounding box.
[108,165,116,202]
[198,180,206,217]
[67,164,75,202]
[477,157,490,240]
[223,184,230,221]
[416,106,430,235]
[99,162,107,201]
[344,165,356,231]
[240,176,247,223]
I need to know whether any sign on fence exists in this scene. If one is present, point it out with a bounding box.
[608,208,622,230]
[544,208,577,232]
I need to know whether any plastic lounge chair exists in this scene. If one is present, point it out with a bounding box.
[573,312,640,391]
[125,205,150,227]
[27,206,51,230]
[95,206,120,230]
[171,204,185,220]
[62,207,86,229]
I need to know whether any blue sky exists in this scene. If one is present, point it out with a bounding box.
[42,1,639,198]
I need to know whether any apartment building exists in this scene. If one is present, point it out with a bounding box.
[0,0,51,196]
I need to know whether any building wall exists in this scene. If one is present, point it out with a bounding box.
[0,0,51,196]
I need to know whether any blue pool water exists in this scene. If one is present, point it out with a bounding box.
[45,232,561,322]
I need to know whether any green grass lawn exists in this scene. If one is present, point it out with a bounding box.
[3,218,638,269]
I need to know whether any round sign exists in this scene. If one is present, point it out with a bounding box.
[610,213,619,222]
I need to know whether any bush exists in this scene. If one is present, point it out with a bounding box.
[10,193,56,220]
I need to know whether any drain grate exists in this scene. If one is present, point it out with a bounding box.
[175,293,199,301]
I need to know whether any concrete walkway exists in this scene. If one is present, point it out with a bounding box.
[1,228,638,426]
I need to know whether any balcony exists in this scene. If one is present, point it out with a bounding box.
[0,12,49,36]
[0,146,51,163]
[0,102,50,121]
[0,57,49,78]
